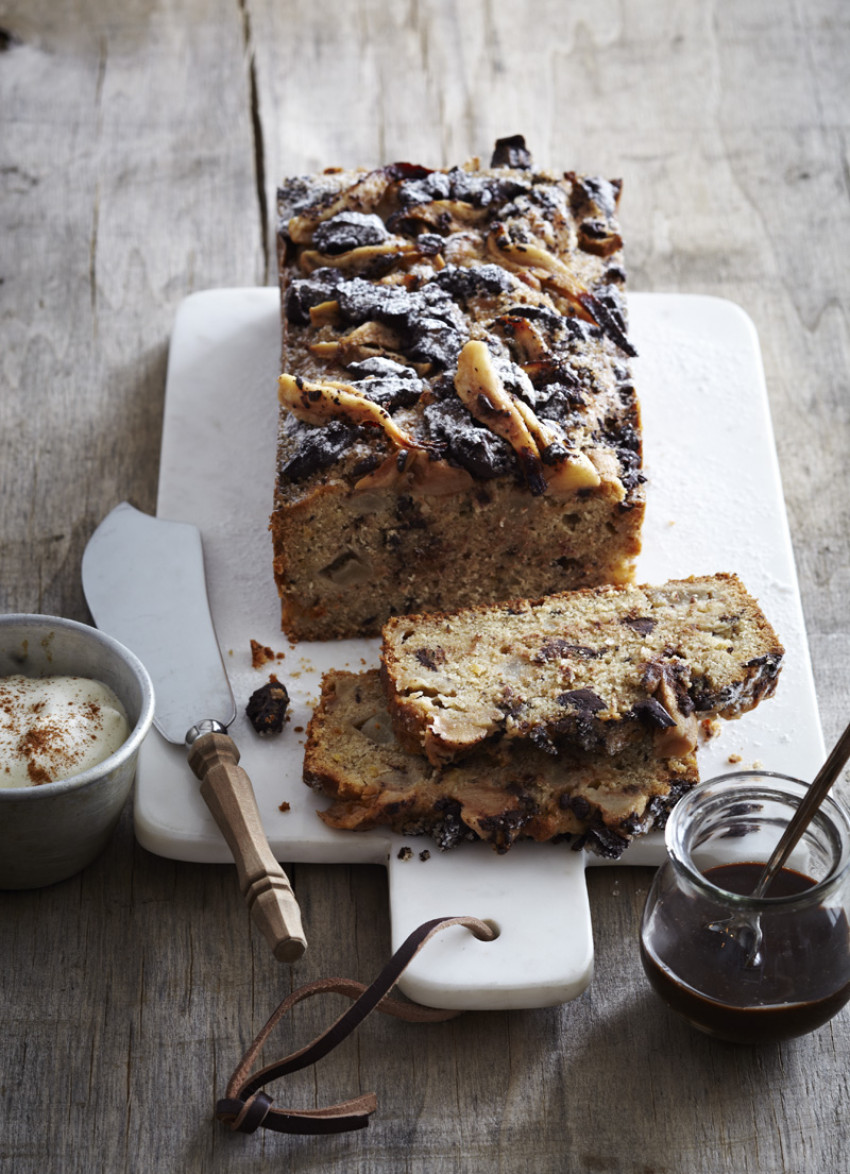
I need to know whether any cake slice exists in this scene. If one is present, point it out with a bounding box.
[271,136,644,640]
[303,670,699,858]
[380,573,784,765]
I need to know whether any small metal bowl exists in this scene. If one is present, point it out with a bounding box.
[0,613,155,888]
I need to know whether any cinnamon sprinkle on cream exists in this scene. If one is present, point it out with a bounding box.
[0,675,130,788]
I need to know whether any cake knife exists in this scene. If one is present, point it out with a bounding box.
[81,501,307,963]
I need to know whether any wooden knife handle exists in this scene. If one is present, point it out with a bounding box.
[187,731,307,964]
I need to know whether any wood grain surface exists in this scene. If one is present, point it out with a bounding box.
[2,2,849,1171]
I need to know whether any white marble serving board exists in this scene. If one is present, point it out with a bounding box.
[138,287,822,1009]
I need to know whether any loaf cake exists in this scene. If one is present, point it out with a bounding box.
[380,573,784,765]
[271,136,644,640]
[304,670,699,858]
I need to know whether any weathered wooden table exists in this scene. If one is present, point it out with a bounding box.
[2,2,850,1170]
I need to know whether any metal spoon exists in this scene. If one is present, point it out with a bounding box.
[754,719,850,897]
[711,718,850,967]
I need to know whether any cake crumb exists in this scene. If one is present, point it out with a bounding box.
[251,639,286,670]
[397,846,413,861]
[279,801,291,813]
[728,753,742,764]
[250,639,275,669]
[419,850,431,862]
[700,718,722,742]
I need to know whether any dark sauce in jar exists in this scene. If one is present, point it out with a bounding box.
[641,862,850,1044]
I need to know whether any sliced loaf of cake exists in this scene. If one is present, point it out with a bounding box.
[303,670,699,858]
[380,573,783,765]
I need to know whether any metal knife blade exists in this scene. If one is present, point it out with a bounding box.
[82,502,306,963]
[81,502,235,745]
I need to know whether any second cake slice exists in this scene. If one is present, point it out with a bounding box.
[380,573,784,765]
[304,669,699,858]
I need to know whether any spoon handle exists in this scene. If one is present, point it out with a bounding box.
[754,721,850,897]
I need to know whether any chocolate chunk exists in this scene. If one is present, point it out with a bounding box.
[745,652,783,678]
[505,303,563,331]
[585,291,637,359]
[496,686,525,721]
[600,418,643,491]
[496,184,568,227]
[395,494,428,529]
[349,367,424,411]
[385,162,433,182]
[646,781,696,831]
[568,175,622,219]
[534,638,572,664]
[246,680,290,736]
[529,725,558,755]
[397,170,452,206]
[577,220,623,258]
[336,276,414,324]
[351,454,382,479]
[284,267,345,324]
[490,135,533,170]
[567,793,591,819]
[335,277,466,369]
[579,218,612,240]
[312,211,390,255]
[449,169,528,207]
[556,689,607,713]
[346,356,410,379]
[540,439,572,465]
[585,825,630,859]
[280,420,359,483]
[423,399,515,480]
[477,807,532,852]
[431,797,472,850]
[396,166,528,211]
[435,263,515,301]
[414,233,445,255]
[563,643,599,659]
[536,381,587,417]
[622,616,657,636]
[410,284,467,362]
[408,313,465,368]
[414,646,446,671]
[595,283,628,333]
[631,697,676,730]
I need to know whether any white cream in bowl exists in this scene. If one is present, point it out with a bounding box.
[0,675,131,788]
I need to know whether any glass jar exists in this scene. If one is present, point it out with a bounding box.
[640,771,850,1044]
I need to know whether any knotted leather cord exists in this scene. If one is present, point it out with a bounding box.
[216,914,495,1135]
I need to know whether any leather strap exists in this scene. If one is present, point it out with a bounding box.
[215,914,494,1135]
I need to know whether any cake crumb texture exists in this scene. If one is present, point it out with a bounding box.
[304,670,699,858]
[380,573,784,764]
